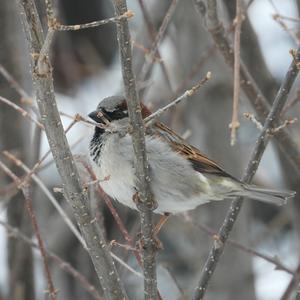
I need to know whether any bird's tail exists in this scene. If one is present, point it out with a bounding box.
[242,185,296,206]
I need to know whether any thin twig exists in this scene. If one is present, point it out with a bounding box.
[269,117,297,135]
[192,36,300,299]
[243,112,263,131]
[184,217,293,275]
[132,40,162,63]
[0,64,31,101]
[280,263,300,300]
[15,118,78,189]
[139,0,179,86]
[137,0,173,92]
[273,14,300,24]
[3,151,87,248]
[112,1,158,299]
[0,220,103,300]
[281,89,300,115]
[174,45,216,96]
[0,160,57,300]
[269,0,300,44]
[145,72,211,126]
[52,11,134,31]
[17,1,128,298]
[230,0,243,146]
[0,95,44,129]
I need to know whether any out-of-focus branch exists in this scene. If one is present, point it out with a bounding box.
[0,160,57,300]
[0,220,103,300]
[3,151,86,248]
[137,0,173,92]
[0,64,31,101]
[16,1,128,299]
[280,262,300,300]
[139,0,179,89]
[192,39,300,299]
[193,0,300,175]
[184,218,293,275]
[0,95,44,129]
[112,1,158,299]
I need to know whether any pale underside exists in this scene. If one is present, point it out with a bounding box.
[92,132,239,215]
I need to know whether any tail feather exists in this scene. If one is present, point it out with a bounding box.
[243,185,296,206]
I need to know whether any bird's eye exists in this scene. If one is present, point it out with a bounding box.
[102,108,127,120]
[113,110,125,118]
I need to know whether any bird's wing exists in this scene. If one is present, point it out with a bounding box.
[154,122,234,178]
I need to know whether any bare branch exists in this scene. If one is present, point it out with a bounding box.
[137,0,173,92]
[52,11,134,31]
[16,0,128,298]
[3,151,86,249]
[184,217,294,275]
[280,263,300,300]
[0,64,31,101]
[139,0,179,86]
[270,0,300,44]
[0,95,44,129]
[281,89,300,115]
[273,13,300,23]
[0,220,103,300]
[0,160,57,300]
[243,112,263,131]
[229,0,243,146]
[174,45,216,96]
[112,0,158,299]
[14,118,78,191]
[192,35,300,299]
[145,72,211,126]
[4,152,143,280]
[269,117,297,135]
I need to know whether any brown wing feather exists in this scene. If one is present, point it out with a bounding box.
[153,122,234,178]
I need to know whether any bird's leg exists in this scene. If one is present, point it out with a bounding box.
[135,213,170,251]
[151,213,170,250]
[154,213,170,236]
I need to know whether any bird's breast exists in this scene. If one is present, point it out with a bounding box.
[96,134,137,210]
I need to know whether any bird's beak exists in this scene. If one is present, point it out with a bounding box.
[88,110,103,123]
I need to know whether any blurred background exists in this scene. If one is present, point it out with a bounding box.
[1,0,300,299]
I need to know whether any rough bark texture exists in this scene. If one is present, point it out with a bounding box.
[112,1,158,299]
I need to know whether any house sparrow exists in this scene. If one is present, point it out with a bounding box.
[89,95,295,215]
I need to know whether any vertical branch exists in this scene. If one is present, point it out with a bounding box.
[16,0,128,299]
[0,161,57,299]
[111,1,158,299]
[230,0,243,146]
[280,263,300,300]
[192,44,300,300]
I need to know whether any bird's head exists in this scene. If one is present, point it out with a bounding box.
[88,95,151,125]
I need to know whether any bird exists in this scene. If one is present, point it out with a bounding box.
[88,95,295,217]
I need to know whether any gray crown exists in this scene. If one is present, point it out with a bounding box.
[97,95,125,112]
